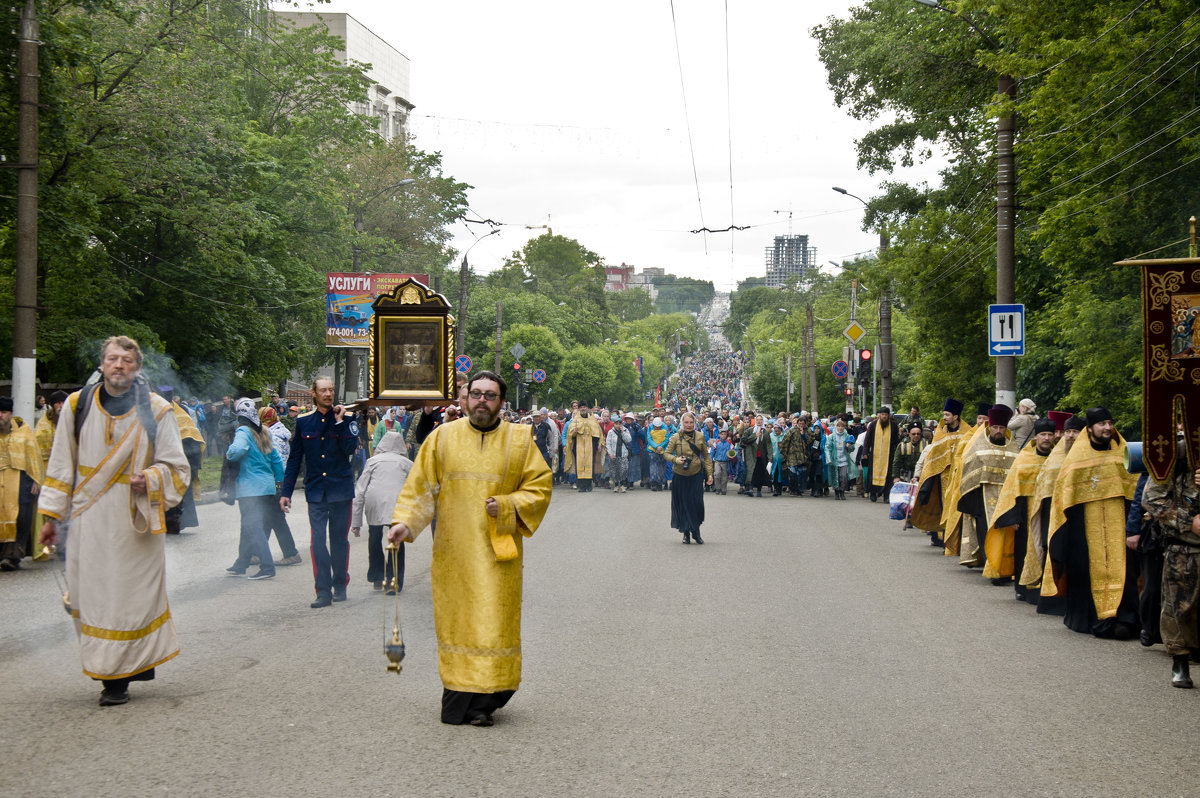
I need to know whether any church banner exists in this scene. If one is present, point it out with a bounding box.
[326,272,428,347]
[1138,259,1200,481]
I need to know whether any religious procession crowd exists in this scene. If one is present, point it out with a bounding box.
[5,335,1199,716]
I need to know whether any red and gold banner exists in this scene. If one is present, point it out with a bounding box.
[1137,258,1200,481]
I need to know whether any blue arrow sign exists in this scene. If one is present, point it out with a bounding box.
[455,355,473,372]
[988,304,1025,357]
[832,359,849,379]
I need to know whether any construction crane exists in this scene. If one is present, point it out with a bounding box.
[772,207,793,237]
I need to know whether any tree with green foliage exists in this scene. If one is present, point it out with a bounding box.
[608,287,655,322]
[558,347,616,407]
[0,1,465,397]
[811,0,1200,434]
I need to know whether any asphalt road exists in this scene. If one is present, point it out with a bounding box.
[3,483,1199,797]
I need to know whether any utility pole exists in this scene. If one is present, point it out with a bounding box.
[12,0,39,423]
[494,301,503,373]
[995,74,1017,409]
[456,254,470,355]
[785,352,792,416]
[806,303,818,416]
[846,281,857,413]
[877,227,893,409]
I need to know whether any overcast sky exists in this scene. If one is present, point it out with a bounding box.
[283,1,944,292]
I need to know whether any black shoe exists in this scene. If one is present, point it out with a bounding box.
[332,589,347,603]
[682,532,691,544]
[311,594,332,608]
[870,494,878,502]
[692,532,704,544]
[1173,655,1194,688]
[468,713,494,727]
[99,687,129,707]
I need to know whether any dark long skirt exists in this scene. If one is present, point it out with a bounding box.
[670,470,706,534]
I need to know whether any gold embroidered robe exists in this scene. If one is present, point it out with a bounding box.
[391,418,552,694]
[0,421,44,543]
[911,421,974,536]
[37,390,189,679]
[984,443,1048,579]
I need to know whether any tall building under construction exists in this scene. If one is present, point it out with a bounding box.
[765,235,817,288]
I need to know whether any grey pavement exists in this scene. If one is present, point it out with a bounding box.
[3,484,1200,797]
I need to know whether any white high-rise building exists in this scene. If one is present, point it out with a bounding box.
[275,11,413,140]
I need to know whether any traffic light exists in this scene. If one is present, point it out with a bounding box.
[858,349,872,385]
[844,386,853,397]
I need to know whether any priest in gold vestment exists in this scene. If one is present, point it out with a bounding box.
[1042,407,1139,638]
[1032,414,1085,615]
[912,398,973,546]
[859,406,899,502]
[565,406,602,492]
[390,371,552,726]
[0,397,45,570]
[985,416,1056,601]
[38,336,190,706]
[954,405,1020,568]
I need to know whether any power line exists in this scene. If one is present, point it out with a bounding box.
[668,0,708,255]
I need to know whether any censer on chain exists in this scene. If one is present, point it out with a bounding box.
[383,543,405,673]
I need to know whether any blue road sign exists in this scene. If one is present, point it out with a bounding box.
[988,304,1025,357]
[455,355,473,372]
[832,359,849,380]
[532,369,547,383]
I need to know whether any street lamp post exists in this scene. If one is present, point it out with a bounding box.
[456,227,501,356]
[913,0,1016,407]
[832,186,893,408]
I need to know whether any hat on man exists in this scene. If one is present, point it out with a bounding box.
[1084,406,1113,426]
[943,398,964,416]
[1065,415,1087,432]
[976,402,993,418]
[987,404,1014,427]
[50,390,69,405]
[0,397,12,412]
[1046,410,1072,431]
[1033,417,1056,435]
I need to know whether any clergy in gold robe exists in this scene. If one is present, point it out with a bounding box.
[912,398,973,546]
[565,406,602,491]
[0,397,45,570]
[955,405,1020,568]
[1042,407,1139,638]
[985,417,1056,601]
[389,371,552,726]
[859,406,899,502]
[37,336,190,707]
[1032,414,1085,615]
[163,390,204,534]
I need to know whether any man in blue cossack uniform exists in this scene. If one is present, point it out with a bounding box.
[280,376,359,608]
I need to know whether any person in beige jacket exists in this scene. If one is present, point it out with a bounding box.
[664,412,714,544]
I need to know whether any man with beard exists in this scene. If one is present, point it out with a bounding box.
[1042,407,1139,638]
[894,424,926,483]
[1031,413,1084,613]
[985,416,1056,599]
[912,399,974,547]
[860,406,900,503]
[954,405,1020,568]
[566,404,601,492]
[0,397,44,570]
[388,371,552,726]
[38,336,189,705]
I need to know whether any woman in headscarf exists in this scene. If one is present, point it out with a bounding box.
[663,412,714,543]
[224,398,284,580]
[824,416,856,500]
[258,406,302,567]
[646,416,670,491]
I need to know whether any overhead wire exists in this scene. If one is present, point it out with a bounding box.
[668,0,709,255]
[724,0,736,260]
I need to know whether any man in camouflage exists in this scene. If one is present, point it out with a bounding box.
[1142,441,1200,688]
